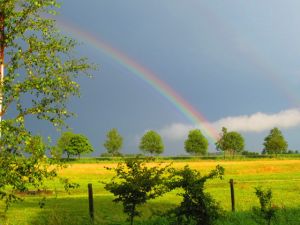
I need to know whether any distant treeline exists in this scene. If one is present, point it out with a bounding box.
[59,153,300,164]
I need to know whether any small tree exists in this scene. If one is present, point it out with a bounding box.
[215,127,245,158]
[184,129,208,155]
[167,165,225,225]
[57,131,74,158]
[104,157,169,225]
[253,187,277,225]
[103,128,123,156]
[263,127,288,155]
[65,134,94,158]
[139,130,164,155]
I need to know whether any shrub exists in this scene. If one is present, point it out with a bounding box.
[253,187,277,225]
[167,165,225,225]
[104,157,170,225]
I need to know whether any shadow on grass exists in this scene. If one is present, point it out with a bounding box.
[1,195,299,225]
[215,207,300,225]
[2,195,176,225]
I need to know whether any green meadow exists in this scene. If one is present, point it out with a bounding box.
[1,159,300,225]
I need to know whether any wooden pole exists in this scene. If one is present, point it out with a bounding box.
[229,179,235,212]
[88,183,94,220]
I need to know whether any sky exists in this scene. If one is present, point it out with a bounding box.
[32,0,300,155]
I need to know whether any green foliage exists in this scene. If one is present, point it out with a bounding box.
[263,127,288,155]
[65,134,94,159]
[56,132,94,158]
[184,129,208,155]
[104,157,170,225]
[139,130,164,155]
[135,216,172,225]
[167,165,225,225]
[215,127,245,158]
[253,187,277,225]
[242,150,259,156]
[24,135,46,157]
[0,0,93,208]
[56,131,75,158]
[103,128,123,156]
[0,120,60,210]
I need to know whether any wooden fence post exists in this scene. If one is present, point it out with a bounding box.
[229,179,235,212]
[88,183,94,220]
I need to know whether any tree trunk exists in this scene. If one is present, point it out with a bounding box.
[130,215,134,225]
[0,12,5,126]
[130,204,136,225]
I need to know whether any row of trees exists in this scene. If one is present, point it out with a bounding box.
[55,126,289,158]
[102,127,288,156]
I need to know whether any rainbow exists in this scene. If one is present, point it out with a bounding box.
[57,20,220,142]
[198,3,300,107]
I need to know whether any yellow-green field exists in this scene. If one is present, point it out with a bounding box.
[1,159,300,225]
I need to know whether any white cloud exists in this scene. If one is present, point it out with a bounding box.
[215,108,300,132]
[157,108,300,141]
[160,123,195,141]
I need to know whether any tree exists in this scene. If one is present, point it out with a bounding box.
[0,0,93,208]
[24,135,46,158]
[103,128,123,156]
[105,157,169,225]
[253,187,277,225]
[263,127,288,155]
[65,134,94,159]
[184,129,208,155]
[57,131,75,158]
[215,127,245,158]
[139,130,164,155]
[167,165,224,225]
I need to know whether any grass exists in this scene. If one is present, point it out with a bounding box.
[1,159,300,224]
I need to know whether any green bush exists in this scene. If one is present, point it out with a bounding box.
[166,165,225,225]
[104,157,170,225]
[253,187,277,225]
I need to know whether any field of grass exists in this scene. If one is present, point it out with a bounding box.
[1,159,300,225]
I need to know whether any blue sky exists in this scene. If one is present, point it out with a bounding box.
[34,1,300,155]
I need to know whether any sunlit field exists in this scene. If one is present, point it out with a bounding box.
[1,159,300,225]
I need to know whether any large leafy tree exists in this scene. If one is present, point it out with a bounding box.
[0,0,93,207]
[139,130,164,155]
[56,131,75,158]
[263,127,288,155]
[103,128,123,156]
[184,129,208,155]
[215,127,245,158]
[65,134,94,159]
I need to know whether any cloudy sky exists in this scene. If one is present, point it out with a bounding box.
[34,0,300,155]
